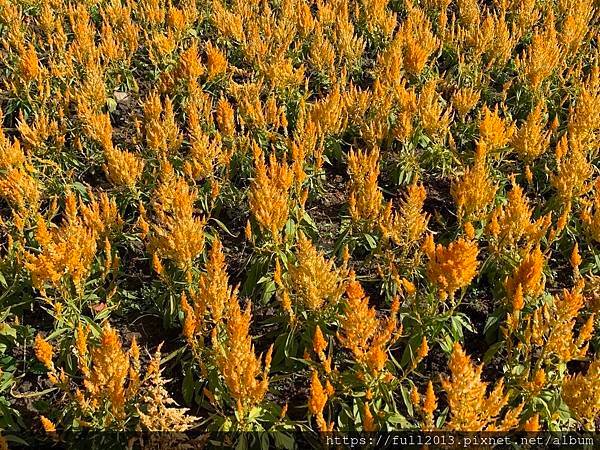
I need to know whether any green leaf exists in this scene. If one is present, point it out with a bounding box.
[0,323,16,338]
[161,346,183,365]
[5,435,29,446]
[364,233,377,249]
[387,413,409,427]
[182,367,195,405]
[400,384,413,417]
[210,217,236,237]
[71,182,89,197]
[483,342,503,364]
[256,275,271,284]
[439,334,454,353]
[454,313,475,332]
[261,280,276,304]
[247,406,262,422]
[435,407,449,428]
[400,333,422,367]
[235,433,248,450]
[106,97,117,112]
[483,309,504,342]
[273,432,295,450]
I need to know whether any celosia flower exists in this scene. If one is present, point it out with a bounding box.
[283,232,345,313]
[423,381,437,416]
[563,359,600,431]
[511,103,550,162]
[379,181,429,249]
[425,236,479,301]
[479,105,514,152]
[248,147,293,242]
[149,162,206,271]
[539,284,593,363]
[85,323,132,422]
[516,12,561,90]
[25,197,98,296]
[214,298,272,416]
[308,370,328,431]
[570,243,582,271]
[441,342,522,431]
[568,67,600,148]
[206,42,228,79]
[312,325,328,359]
[580,181,600,243]
[138,346,199,431]
[0,128,40,213]
[452,87,480,119]
[417,337,429,360]
[451,143,497,221]
[215,97,235,137]
[34,334,54,371]
[197,238,233,323]
[39,416,56,433]
[347,148,383,228]
[487,179,551,252]
[362,403,376,431]
[337,277,399,373]
[399,6,439,76]
[523,414,540,432]
[417,79,452,138]
[505,246,545,300]
[177,42,204,82]
[103,146,144,189]
[550,135,593,203]
[142,92,182,156]
[183,115,225,181]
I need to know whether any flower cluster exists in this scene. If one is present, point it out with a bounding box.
[1,0,599,439]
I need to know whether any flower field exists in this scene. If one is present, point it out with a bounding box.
[0,0,599,446]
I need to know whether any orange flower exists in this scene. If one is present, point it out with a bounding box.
[399,6,439,76]
[451,143,496,220]
[550,136,593,203]
[197,238,233,323]
[149,162,206,271]
[570,242,582,269]
[308,371,328,431]
[487,179,551,252]
[512,103,550,162]
[206,42,228,79]
[103,146,144,189]
[347,148,383,228]
[337,277,399,373]
[215,97,235,137]
[417,337,429,360]
[452,87,480,119]
[426,236,479,300]
[505,246,545,300]
[516,12,560,90]
[562,359,600,430]
[39,416,56,433]
[248,148,293,241]
[441,342,522,431]
[423,381,437,416]
[34,334,54,371]
[362,403,376,431]
[479,105,514,152]
[283,232,345,313]
[312,325,328,359]
[379,181,429,248]
[142,92,182,156]
[214,298,272,416]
